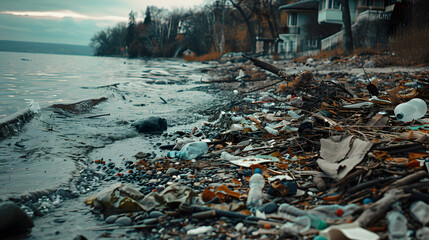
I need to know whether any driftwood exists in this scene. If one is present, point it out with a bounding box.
[51,97,107,114]
[355,188,408,227]
[243,55,287,79]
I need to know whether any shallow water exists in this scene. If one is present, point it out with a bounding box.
[0,52,225,239]
[0,52,219,198]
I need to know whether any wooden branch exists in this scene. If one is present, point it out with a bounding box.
[381,170,429,194]
[243,55,287,79]
[355,188,408,227]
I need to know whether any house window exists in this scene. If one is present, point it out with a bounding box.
[333,0,340,9]
[319,0,325,10]
[322,0,340,10]
[360,0,384,8]
[288,13,297,26]
[308,39,318,48]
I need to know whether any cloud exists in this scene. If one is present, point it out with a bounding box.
[0,14,101,45]
[1,10,127,22]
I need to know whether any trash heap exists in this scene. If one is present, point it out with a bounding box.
[85,57,429,240]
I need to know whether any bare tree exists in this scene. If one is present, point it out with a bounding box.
[338,0,353,52]
[229,0,257,53]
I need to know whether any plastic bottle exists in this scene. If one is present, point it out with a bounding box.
[167,141,209,160]
[280,215,311,236]
[278,203,328,230]
[247,168,265,209]
[264,126,279,136]
[410,201,429,226]
[394,98,427,122]
[386,210,408,240]
[308,204,361,220]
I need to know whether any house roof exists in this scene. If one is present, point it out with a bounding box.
[279,0,319,12]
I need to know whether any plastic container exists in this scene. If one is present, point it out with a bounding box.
[410,201,429,225]
[394,98,427,122]
[280,215,311,235]
[386,210,408,240]
[247,168,265,209]
[167,141,209,160]
[264,126,279,136]
[278,203,328,230]
[308,204,361,220]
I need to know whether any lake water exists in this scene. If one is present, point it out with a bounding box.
[0,51,212,118]
[0,51,227,239]
[0,51,220,198]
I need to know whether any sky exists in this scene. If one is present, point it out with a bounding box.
[0,0,206,46]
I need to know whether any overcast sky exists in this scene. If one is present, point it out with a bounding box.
[0,0,206,45]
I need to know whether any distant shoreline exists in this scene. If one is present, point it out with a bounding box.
[0,40,92,56]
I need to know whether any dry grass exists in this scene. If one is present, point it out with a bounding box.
[183,51,222,62]
[388,26,429,65]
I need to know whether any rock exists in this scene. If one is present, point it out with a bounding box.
[105,215,119,224]
[132,117,167,134]
[0,202,34,238]
[149,211,165,218]
[114,216,132,226]
[154,80,168,85]
[259,202,277,214]
[166,168,179,176]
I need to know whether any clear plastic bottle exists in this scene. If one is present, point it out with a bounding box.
[386,210,408,240]
[247,168,265,209]
[167,141,208,160]
[394,98,427,122]
[278,203,328,230]
[280,215,311,236]
[410,201,429,226]
[308,204,361,220]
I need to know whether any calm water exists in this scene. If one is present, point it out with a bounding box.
[0,51,208,118]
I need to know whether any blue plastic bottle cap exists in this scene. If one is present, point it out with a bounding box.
[363,198,373,205]
[254,168,262,174]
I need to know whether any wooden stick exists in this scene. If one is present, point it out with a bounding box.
[355,188,408,227]
[243,55,287,79]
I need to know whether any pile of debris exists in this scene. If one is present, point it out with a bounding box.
[84,56,429,239]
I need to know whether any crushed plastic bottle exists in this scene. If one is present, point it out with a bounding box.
[386,210,408,240]
[394,98,427,122]
[247,168,265,210]
[278,203,328,230]
[167,141,209,160]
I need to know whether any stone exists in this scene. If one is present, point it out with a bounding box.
[259,202,277,214]
[0,202,34,238]
[105,215,119,224]
[149,211,165,218]
[132,117,167,134]
[114,216,132,226]
[166,168,179,176]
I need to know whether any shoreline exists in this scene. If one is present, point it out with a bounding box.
[2,55,429,239]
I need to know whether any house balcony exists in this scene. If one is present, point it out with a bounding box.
[357,9,392,22]
[318,9,342,24]
[288,26,300,34]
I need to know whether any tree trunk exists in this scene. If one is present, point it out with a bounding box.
[229,0,257,53]
[339,0,353,53]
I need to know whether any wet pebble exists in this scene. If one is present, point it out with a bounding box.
[149,211,165,218]
[143,218,159,225]
[259,202,277,213]
[166,168,179,176]
[105,215,119,224]
[115,216,132,226]
[53,218,66,223]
